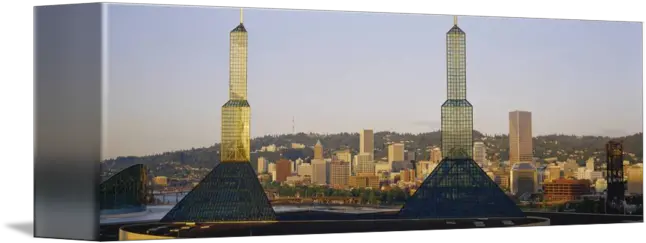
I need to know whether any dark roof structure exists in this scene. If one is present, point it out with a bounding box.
[399,158,525,219]
[99,164,149,212]
[160,162,276,222]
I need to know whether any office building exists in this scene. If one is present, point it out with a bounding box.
[360,129,374,156]
[545,164,561,182]
[349,174,380,189]
[297,163,313,177]
[335,149,352,163]
[314,140,323,160]
[257,157,268,174]
[268,163,277,181]
[311,159,328,185]
[627,164,643,195]
[586,157,595,171]
[543,179,591,202]
[473,141,486,166]
[388,143,405,163]
[355,153,375,175]
[330,161,350,188]
[510,162,538,196]
[275,159,292,183]
[606,140,625,202]
[509,111,532,165]
[430,147,442,163]
[406,151,416,161]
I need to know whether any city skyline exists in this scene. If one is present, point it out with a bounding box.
[105,4,642,159]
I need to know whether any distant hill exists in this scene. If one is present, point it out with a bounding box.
[102,131,642,177]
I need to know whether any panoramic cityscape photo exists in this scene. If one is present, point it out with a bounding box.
[96,3,642,241]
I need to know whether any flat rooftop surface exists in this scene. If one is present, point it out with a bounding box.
[122,216,541,239]
[100,208,642,241]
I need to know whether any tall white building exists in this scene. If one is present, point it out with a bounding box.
[268,163,277,181]
[473,141,486,166]
[257,157,268,174]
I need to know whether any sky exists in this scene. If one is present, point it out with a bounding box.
[105,3,643,159]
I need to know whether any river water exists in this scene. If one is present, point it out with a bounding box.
[100,195,399,225]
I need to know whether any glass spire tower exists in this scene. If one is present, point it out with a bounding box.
[441,16,473,159]
[221,9,251,162]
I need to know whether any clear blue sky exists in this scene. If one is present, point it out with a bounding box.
[105,3,642,159]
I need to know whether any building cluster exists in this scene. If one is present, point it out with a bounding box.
[256,129,448,190]
[253,108,643,203]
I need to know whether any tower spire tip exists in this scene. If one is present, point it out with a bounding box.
[240,8,244,23]
[454,15,458,25]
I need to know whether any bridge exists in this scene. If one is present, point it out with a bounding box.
[152,188,192,196]
[270,196,361,205]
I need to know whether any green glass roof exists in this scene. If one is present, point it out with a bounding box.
[441,99,472,107]
[231,23,247,32]
[223,99,250,108]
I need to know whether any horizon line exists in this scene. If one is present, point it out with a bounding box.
[101,130,642,160]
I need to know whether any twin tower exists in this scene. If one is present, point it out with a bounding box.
[161,11,522,223]
[220,12,474,164]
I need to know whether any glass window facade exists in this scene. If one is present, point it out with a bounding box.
[229,24,248,100]
[446,26,467,100]
[221,100,251,162]
[399,158,525,219]
[221,23,251,163]
[441,100,473,159]
[441,24,473,160]
[161,162,276,222]
[99,164,149,213]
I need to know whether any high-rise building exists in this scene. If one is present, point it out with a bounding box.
[360,129,374,156]
[627,164,643,195]
[510,162,538,196]
[473,141,486,166]
[311,159,328,185]
[220,11,251,163]
[297,163,313,178]
[430,147,443,163]
[355,153,375,175]
[335,149,352,163]
[388,143,405,163]
[313,140,323,160]
[441,16,473,160]
[349,174,380,189]
[161,14,278,222]
[406,151,416,161]
[275,159,291,183]
[329,161,350,188]
[509,111,532,165]
[257,157,268,174]
[605,140,625,202]
[268,163,277,181]
[545,164,561,182]
[586,157,595,171]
